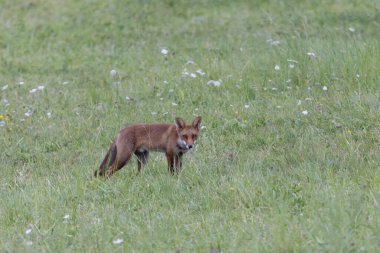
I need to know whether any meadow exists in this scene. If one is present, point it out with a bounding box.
[1,0,380,252]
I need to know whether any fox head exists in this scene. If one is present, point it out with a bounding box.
[175,116,202,151]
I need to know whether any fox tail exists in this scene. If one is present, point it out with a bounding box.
[94,144,117,177]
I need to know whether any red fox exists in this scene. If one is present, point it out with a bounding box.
[95,116,202,177]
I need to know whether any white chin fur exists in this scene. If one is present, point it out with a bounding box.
[177,139,189,150]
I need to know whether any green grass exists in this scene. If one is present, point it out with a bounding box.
[1,0,380,252]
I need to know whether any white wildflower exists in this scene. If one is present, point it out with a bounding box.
[125,96,131,101]
[62,81,69,85]
[171,102,178,106]
[244,104,250,109]
[302,110,308,115]
[190,73,197,78]
[25,228,32,235]
[29,88,38,94]
[47,112,52,118]
[348,27,355,32]
[161,48,169,55]
[195,69,205,76]
[288,60,296,68]
[19,81,25,85]
[110,69,118,78]
[307,52,317,60]
[24,111,32,117]
[322,86,328,91]
[207,80,221,87]
[297,100,302,106]
[182,69,190,77]
[2,85,8,91]
[267,39,280,46]
[113,238,123,244]
[274,65,280,71]
[113,238,123,245]
[37,85,45,91]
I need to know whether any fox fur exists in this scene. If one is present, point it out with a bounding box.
[95,116,202,177]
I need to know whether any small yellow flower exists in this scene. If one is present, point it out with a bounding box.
[0,114,11,123]
[230,187,235,192]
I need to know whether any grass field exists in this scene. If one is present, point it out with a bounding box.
[1,0,380,252]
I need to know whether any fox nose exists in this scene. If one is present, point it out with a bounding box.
[188,144,193,149]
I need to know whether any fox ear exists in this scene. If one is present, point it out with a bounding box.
[175,117,186,129]
[192,116,202,130]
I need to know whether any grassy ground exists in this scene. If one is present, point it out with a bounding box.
[1,0,380,252]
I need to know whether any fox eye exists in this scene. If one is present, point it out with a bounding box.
[182,135,188,140]
[192,134,197,140]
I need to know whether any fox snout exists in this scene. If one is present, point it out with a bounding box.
[183,143,194,150]
[177,139,192,150]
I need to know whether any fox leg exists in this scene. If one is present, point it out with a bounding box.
[166,153,175,175]
[174,153,183,174]
[135,150,149,174]
[107,152,132,177]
